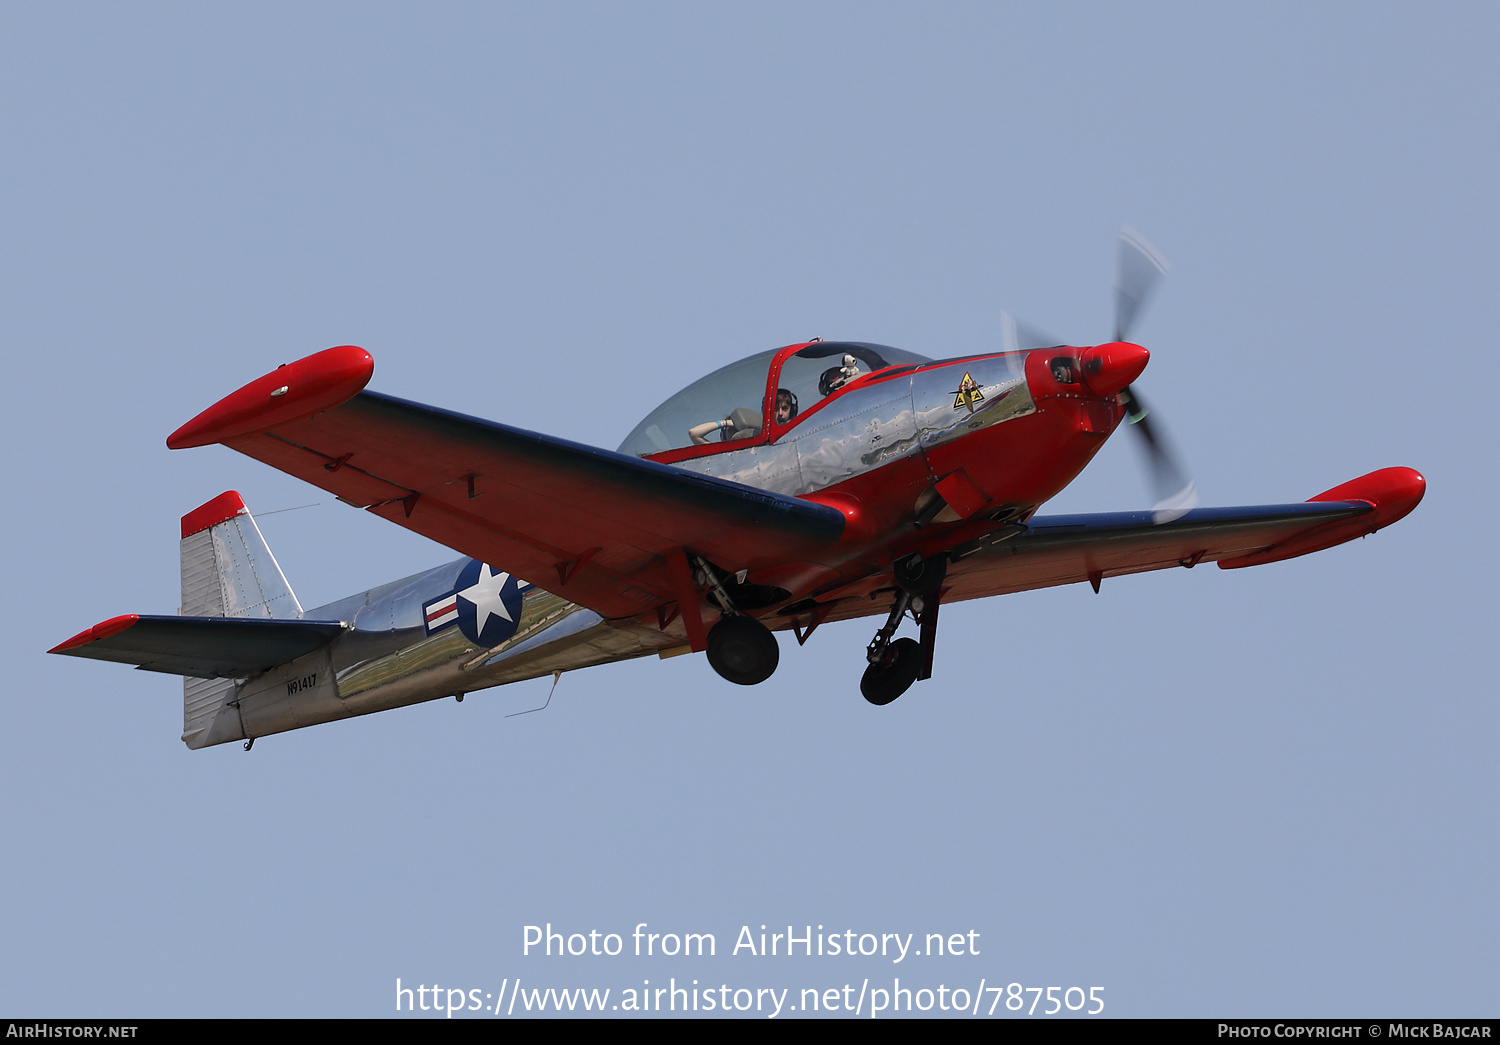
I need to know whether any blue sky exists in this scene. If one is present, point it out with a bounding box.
[3,2,1495,1017]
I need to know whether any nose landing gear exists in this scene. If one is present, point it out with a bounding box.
[861,637,922,705]
[861,553,948,706]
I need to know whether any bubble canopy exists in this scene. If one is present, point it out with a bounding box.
[617,342,932,458]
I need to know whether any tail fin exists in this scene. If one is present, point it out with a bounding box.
[180,491,303,619]
[179,491,300,748]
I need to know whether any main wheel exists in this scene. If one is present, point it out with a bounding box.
[861,637,922,705]
[893,553,947,596]
[706,616,780,685]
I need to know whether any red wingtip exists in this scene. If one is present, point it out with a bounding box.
[1218,467,1426,570]
[49,614,140,653]
[167,345,374,449]
[1308,466,1426,528]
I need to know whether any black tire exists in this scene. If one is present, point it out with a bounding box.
[706,616,780,686]
[861,637,922,706]
[893,553,947,596]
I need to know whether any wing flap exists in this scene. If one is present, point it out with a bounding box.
[49,615,345,679]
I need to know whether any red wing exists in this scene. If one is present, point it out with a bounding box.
[169,351,844,619]
[961,465,1425,597]
[800,467,1424,628]
[942,501,1376,603]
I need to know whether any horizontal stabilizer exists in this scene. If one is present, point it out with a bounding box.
[49,615,344,679]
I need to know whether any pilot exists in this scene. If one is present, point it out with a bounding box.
[775,388,798,425]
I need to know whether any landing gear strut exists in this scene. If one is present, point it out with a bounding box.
[862,591,922,705]
[865,590,912,667]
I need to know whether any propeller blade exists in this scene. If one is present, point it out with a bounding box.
[1012,227,1193,519]
[1120,384,1198,518]
[1001,311,1063,354]
[1114,225,1170,343]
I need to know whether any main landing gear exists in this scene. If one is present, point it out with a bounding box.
[707,615,779,685]
[694,551,945,700]
[861,553,947,706]
[696,556,781,686]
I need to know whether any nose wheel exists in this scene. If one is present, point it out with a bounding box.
[861,637,922,705]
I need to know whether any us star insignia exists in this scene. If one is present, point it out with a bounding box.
[458,564,516,638]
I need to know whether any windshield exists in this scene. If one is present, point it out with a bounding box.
[617,342,933,457]
[618,349,778,456]
[773,342,930,420]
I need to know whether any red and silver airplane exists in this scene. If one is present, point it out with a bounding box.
[51,233,1425,749]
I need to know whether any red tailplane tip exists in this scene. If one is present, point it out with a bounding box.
[49,614,140,653]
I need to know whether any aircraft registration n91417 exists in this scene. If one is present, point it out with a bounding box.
[51,231,1425,750]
